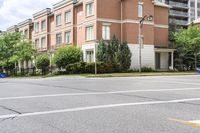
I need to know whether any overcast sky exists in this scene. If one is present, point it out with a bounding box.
[0,0,61,31]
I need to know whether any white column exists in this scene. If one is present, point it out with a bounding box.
[195,0,198,20]
[171,52,174,70]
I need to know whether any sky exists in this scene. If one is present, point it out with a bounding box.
[0,0,61,31]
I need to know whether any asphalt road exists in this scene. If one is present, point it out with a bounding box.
[1,75,200,133]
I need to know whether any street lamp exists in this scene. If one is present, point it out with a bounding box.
[138,15,153,73]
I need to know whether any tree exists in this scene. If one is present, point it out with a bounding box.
[16,39,36,68]
[0,32,22,73]
[174,26,200,70]
[117,41,132,71]
[36,54,50,74]
[97,40,108,63]
[53,46,82,69]
[97,36,132,71]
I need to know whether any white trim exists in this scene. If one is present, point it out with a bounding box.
[97,18,168,28]
[154,24,169,28]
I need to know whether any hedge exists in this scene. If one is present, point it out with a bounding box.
[66,62,113,74]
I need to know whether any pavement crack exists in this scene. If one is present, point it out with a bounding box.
[11,82,99,93]
[179,102,200,106]
[116,93,163,101]
[0,105,22,114]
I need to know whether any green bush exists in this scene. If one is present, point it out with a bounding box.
[141,67,154,72]
[66,62,113,74]
[36,54,50,70]
[66,62,87,74]
[53,46,82,69]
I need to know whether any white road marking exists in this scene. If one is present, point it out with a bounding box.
[0,87,200,101]
[189,120,200,124]
[1,97,200,119]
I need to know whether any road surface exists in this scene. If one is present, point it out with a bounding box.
[0,75,200,133]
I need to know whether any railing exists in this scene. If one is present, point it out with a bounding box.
[169,10,189,17]
[169,1,188,9]
[169,19,188,25]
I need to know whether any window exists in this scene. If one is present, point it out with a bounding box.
[86,26,94,41]
[41,20,46,31]
[65,11,71,23]
[65,31,71,44]
[138,4,143,17]
[56,14,61,26]
[41,37,46,49]
[86,2,94,17]
[157,0,164,3]
[86,50,94,63]
[56,33,62,46]
[102,25,110,40]
[34,22,39,33]
[191,1,195,7]
[35,39,39,49]
[198,3,200,8]
[24,29,28,38]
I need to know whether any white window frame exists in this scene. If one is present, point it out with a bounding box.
[138,3,143,18]
[102,25,110,40]
[34,22,39,33]
[41,37,46,49]
[86,50,94,63]
[41,20,46,31]
[24,29,28,38]
[56,33,62,46]
[65,10,71,23]
[65,31,71,44]
[35,38,39,49]
[56,14,62,26]
[86,25,94,41]
[86,2,94,17]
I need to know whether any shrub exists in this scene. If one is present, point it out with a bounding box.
[36,54,50,70]
[53,46,82,69]
[66,62,113,74]
[66,62,86,74]
[141,67,154,72]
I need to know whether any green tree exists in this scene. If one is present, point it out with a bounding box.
[174,26,200,70]
[97,40,108,63]
[16,40,36,68]
[97,36,132,71]
[53,46,82,69]
[117,41,132,71]
[36,54,50,70]
[0,32,22,72]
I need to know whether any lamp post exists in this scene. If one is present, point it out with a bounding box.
[94,43,97,75]
[48,46,55,75]
[138,15,153,73]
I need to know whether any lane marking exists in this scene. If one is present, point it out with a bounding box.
[1,97,200,119]
[0,87,200,101]
[169,118,200,127]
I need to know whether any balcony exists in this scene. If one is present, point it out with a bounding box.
[168,1,188,9]
[169,10,189,18]
[169,19,188,26]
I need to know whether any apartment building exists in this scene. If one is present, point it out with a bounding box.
[17,19,33,39]
[166,0,189,32]
[189,0,200,23]
[6,0,174,70]
[32,8,52,51]
[7,25,19,33]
